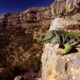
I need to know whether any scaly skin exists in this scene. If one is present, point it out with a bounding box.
[38,30,80,55]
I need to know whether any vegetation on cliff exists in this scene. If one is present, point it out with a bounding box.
[0,25,43,80]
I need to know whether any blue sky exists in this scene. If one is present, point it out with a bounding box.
[0,0,54,15]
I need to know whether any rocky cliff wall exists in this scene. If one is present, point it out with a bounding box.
[0,7,51,28]
[41,0,80,80]
[0,0,80,29]
[1,0,80,80]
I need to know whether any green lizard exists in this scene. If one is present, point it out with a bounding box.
[38,30,80,55]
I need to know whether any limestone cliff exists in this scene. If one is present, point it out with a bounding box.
[1,0,80,80]
[0,0,80,30]
[41,0,80,80]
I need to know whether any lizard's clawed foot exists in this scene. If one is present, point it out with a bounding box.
[57,43,72,55]
[56,51,62,55]
[56,51,67,55]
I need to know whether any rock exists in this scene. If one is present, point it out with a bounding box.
[50,17,80,30]
[41,12,80,80]
[0,0,80,29]
[41,1,80,79]
[41,42,80,80]
[0,0,80,80]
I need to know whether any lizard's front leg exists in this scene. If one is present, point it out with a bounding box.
[57,43,72,55]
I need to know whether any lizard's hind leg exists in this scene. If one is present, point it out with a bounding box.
[58,43,72,55]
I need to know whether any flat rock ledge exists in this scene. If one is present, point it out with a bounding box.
[41,17,80,80]
[41,43,80,80]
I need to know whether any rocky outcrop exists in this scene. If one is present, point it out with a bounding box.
[42,43,80,80]
[0,7,51,29]
[0,0,80,29]
[41,0,80,79]
[1,0,80,80]
[50,0,80,16]
[41,0,80,80]
[0,0,80,36]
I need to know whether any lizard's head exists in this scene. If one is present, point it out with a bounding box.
[38,30,58,44]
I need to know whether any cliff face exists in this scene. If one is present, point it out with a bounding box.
[0,0,80,29]
[0,7,51,29]
[1,0,80,80]
[41,0,80,80]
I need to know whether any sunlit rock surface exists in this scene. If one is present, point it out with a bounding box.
[0,0,80,80]
[42,43,80,80]
[41,0,80,79]
[0,0,80,29]
[50,17,80,30]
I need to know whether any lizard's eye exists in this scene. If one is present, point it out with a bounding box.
[42,35,45,38]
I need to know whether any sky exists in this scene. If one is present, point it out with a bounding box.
[0,0,54,15]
